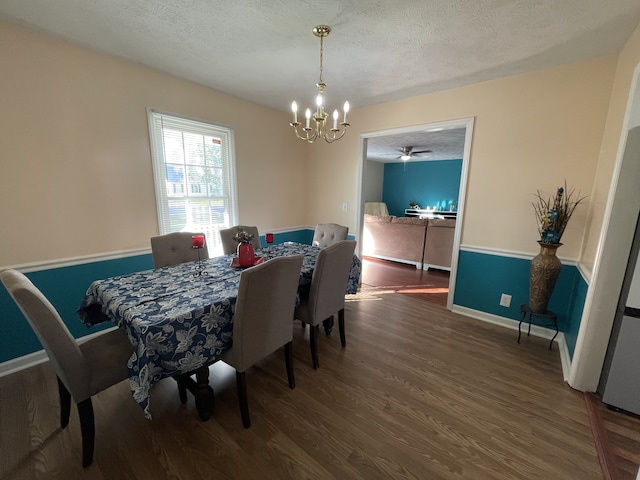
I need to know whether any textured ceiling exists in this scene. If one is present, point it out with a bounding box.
[2,0,640,160]
[367,127,468,163]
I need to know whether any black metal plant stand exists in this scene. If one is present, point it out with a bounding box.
[518,304,558,350]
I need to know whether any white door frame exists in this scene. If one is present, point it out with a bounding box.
[356,117,475,310]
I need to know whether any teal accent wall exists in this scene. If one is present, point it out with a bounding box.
[454,249,587,358]
[260,230,313,246]
[1,230,316,364]
[382,160,463,216]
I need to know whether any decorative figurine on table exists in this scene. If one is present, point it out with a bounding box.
[233,227,256,267]
[191,234,208,277]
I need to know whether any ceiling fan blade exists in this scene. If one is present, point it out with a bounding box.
[411,149,432,155]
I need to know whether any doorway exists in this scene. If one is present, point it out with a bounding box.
[356,118,475,310]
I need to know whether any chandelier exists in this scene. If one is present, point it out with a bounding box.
[289,25,350,143]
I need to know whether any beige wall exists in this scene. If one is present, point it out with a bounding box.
[308,58,617,261]
[362,160,384,203]
[0,21,307,266]
[0,19,621,267]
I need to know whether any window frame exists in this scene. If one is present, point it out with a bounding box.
[147,109,238,255]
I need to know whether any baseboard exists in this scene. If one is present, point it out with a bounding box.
[4,248,151,273]
[451,305,571,382]
[424,264,451,272]
[0,350,49,378]
[0,326,118,378]
[363,253,422,269]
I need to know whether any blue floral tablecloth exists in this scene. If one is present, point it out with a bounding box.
[77,242,361,418]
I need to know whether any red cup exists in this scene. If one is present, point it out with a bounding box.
[265,233,274,244]
[192,235,205,249]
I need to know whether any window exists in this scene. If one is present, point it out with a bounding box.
[148,110,238,255]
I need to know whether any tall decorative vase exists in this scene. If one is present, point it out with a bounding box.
[237,242,255,267]
[529,241,562,314]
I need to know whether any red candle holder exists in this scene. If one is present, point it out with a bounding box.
[192,235,205,249]
[191,235,207,277]
[265,233,274,259]
[265,233,274,244]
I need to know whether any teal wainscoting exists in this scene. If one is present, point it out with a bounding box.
[277,229,355,244]
[0,254,155,364]
[260,230,313,246]
[2,229,319,364]
[453,249,587,359]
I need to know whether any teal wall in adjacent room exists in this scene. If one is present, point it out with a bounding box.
[382,160,463,216]
[453,249,587,359]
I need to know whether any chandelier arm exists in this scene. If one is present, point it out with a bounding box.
[323,125,349,143]
[291,123,319,143]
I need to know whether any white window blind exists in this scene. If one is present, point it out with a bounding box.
[147,110,238,255]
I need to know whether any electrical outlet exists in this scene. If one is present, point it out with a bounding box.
[342,202,348,212]
[500,294,512,308]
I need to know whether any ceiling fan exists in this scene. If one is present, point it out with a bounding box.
[393,146,432,161]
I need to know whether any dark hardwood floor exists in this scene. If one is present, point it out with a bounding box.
[362,255,640,480]
[361,256,450,307]
[0,257,638,479]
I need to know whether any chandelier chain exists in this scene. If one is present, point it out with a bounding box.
[319,35,324,85]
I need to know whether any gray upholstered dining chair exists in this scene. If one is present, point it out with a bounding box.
[312,223,349,248]
[219,255,304,428]
[0,269,134,468]
[150,231,209,268]
[294,240,357,369]
[219,225,261,255]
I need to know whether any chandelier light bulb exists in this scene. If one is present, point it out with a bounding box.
[305,108,311,128]
[291,101,298,123]
[332,109,339,129]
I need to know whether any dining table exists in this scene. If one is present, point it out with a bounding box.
[77,241,361,420]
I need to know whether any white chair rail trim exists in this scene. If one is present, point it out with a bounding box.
[2,227,310,273]
[459,244,589,283]
[3,248,151,273]
[459,244,578,264]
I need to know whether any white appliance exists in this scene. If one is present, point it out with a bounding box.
[600,214,640,414]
